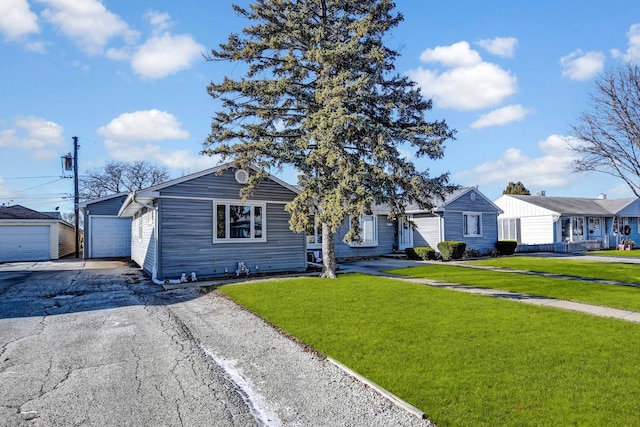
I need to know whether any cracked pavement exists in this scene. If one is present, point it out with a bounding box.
[0,259,256,427]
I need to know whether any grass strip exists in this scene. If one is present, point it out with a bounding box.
[387,264,640,312]
[469,256,640,284]
[589,249,640,258]
[220,274,640,427]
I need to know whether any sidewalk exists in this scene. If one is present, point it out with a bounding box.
[339,257,640,324]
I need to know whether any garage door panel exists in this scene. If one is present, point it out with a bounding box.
[0,225,51,261]
[91,217,131,258]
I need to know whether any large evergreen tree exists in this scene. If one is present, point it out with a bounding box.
[203,0,455,278]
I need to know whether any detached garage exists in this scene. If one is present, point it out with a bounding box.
[81,193,131,259]
[0,205,77,262]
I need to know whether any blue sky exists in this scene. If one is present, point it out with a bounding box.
[2,0,640,214]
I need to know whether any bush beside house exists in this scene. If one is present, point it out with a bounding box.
[405,246,437,260]
[496,240,518,255]
[437,241,466,261]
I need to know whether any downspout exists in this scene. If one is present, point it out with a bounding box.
[131,192,183,285]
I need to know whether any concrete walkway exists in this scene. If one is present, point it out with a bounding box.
[339,256,640,324]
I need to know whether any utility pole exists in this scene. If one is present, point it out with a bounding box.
[73,136,80,258]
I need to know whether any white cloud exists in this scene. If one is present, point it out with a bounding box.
[409,41,518,110]
[98,110,189,142]
[617,23,640,64]
[38,0,139,55]
[475,37,518,58]
[98,109,215,169]
[145,10,172,33]
[560,49,605,80]
[419,41,482,67]
[408,61,517,110]
[455,135,578,188]
[131,33,205,79]
[470,105,533,129]
[0,0,39,41]
[0,116,65,158]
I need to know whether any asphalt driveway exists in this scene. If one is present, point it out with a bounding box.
[0,259,430,427]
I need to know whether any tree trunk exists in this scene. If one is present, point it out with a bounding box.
[320,222,337,278]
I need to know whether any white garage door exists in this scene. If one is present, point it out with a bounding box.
[90,216,131,258]
[0,225,51,262]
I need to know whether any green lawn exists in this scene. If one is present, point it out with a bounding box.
[220,274,640,426]
[590,249,640,257]
[469,256,640,284]
[387,264,640,312]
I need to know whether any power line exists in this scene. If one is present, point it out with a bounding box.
[1,175,63,180]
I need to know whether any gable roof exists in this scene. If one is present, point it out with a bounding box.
[0,205,59,220]
[373,187,502,215]
[400,187,502,214]
[118,163,300,217]
[503,194,637,216]
[79,192,129,208]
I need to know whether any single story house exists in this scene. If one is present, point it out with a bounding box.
[306,187,503,259]
[80,193,131,259]
[0,205,77,262]
[494,193,640,250]
[117,164,307,282]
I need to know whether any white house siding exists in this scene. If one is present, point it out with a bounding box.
[58,222,76,258]
[412,214,441,249]
[333,214,395,259]
[519,216,555,244]
[494,195,557,218]
[130,205,156,276]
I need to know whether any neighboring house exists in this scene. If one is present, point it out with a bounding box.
[117,164,306,281]
[80,193,131,259]
[0,205,77,262]
[306,187,502,259]
[493,193,640,250]
[408,187,503,254]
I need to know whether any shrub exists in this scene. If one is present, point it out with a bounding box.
[464,248,482,259]
[495,240,518,256]
[405,247,437,260]
[437,241,466,261]
[405,247,419,260]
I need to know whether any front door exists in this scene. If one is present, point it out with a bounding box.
[398,216,413,250]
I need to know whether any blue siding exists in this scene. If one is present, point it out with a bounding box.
[334,215,395,259]
[156,198,305,278]
[145,168,304,278]
[443,211,499,253]
[438,189,500,253]
[160,169,297,202]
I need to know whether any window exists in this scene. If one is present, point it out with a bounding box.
[463,213,482,237]
[614,217,629,235]
[498,218,519,241]
[213,201,266,243]
[306,216,322,248]
[561,216,585,241]
[349,215,378,247]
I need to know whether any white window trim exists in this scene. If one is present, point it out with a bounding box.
[348,215,379,247]
[463,212,483,237]
[213,200,267,243]
[307,216,322,249]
